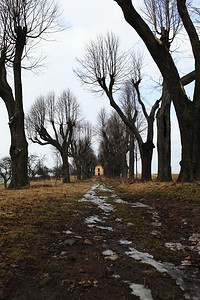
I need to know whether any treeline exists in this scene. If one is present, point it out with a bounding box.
[75,1,200,182]
[0,0,199,188]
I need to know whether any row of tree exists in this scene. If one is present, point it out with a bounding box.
[113,0,199,182]
[97,108,142,179]
[0,0,97,188]
[26,89,97,182]
[0,0,199,188]
[75,0,199,182]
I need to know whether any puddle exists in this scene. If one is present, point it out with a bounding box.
[125,247,200,299]
[124,281,153,300]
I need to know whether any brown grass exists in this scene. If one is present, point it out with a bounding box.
[0,179,92,289]
[110,176,200,202]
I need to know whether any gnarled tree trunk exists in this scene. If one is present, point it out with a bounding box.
[156,83,172,181]
[140,140,154,181]
[9,112,28,188]
[61,149,70,183]
[129,133,134,179]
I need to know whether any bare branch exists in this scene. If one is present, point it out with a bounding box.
[74,32,130,95]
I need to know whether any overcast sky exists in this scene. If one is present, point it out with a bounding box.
[0,0,194,174]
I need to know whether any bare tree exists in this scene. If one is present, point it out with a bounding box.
[75,34,160,180]
[26,89,80,183]
[97,109,128,178]
[28,154,47,181]
[120,81,146,179]
[71,122,97,179]
[0,156,12,188]
[140,0,183,181]
[114,0,200,182]
[0,0,60,188]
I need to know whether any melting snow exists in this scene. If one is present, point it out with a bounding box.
[85,215,104,224]
[115,218,122,222]
[102,249,115,256]
[63,230,74,234]
[119,240,132,245]
[78,184,200,299]
[102,249,118,260]
[124,281,154,300]
[131,202,151,208]
[96,225,113,231]
[115,199,128,204]
[165,242,185,251]
[189,234,200,242]
[125,247,200,299]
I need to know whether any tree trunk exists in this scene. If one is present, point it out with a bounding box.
[156,83,172,181]
[74,155,82,180]
[129,133,134,179]
[76,164,82,180]
[121,150,127,178]
[140,141,154,181]
[9,112,29,188]
[61,150,70,183]
[9,27,29,188]
[178,102,200,181]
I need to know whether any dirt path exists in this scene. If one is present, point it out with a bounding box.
[2,179,200,299]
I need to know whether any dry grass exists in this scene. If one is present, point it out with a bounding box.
[0,179,91,213]
[0,179,92,289]
[115,176,200,202]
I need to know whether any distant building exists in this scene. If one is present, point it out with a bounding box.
[95,165,104,176]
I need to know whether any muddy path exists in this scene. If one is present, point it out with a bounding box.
[2,179,200,299]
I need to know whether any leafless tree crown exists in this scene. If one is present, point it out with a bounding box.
[0,0,60,68]
[75,32,130,94]
[142,0,181,45]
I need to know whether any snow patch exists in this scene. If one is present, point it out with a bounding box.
[124,281,153,300]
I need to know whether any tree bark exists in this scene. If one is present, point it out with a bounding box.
[129,133,134,179]
[156,83,172,181]
[61,149,70,183]
[9,112,29,188]
[140,141,154,181]
[0,27,29,189]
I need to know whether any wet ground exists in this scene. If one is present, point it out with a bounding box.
[2,179,200,299]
